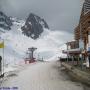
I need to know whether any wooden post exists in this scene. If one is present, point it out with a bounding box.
[72,55,74,66]
[67,43,69,62]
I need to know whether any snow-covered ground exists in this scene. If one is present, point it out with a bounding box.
[0,61,85,90]
[0,18,73,67]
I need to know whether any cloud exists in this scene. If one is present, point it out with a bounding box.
[0,0,84,32]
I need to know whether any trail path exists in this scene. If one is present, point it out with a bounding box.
[0,61,86,90]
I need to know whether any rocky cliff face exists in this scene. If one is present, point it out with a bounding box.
[21,13,49,39]
[0,11,12,30]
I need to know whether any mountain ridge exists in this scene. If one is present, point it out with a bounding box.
[0,11,12,30]
[21,13,49,39]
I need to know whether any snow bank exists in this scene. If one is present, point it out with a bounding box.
[4,66,17,73]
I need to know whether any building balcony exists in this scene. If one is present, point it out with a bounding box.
[62,48,81,54]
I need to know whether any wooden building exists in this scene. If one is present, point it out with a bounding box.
[63,0,90,67]
[74,0,90,67]
[63,41,80,55]
[62,41,81,65]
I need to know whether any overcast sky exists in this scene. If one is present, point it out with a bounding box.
[0,0,84,33]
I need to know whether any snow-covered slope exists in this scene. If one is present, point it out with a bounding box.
[0,18,73,65]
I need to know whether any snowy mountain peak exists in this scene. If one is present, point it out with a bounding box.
[21,13,49,39]
[0,12,71,65]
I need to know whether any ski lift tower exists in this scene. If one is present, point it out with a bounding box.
[28,47,37,59]
[28,47,37,63]
[25,47,37,64]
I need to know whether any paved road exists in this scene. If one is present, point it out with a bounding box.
[0,61,89,90]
